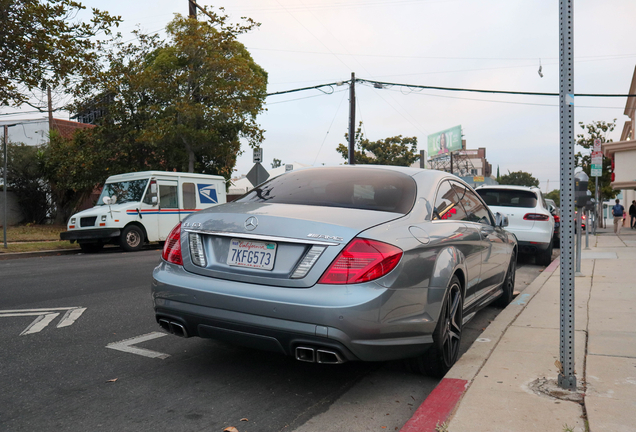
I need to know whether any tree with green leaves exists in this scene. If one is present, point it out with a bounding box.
[0,143,52,223]
[336,122,419,166]
[40,129,112,223]
[271,158,283,169]
[574,120,618,202]
[70,11,267,178]
[0,0,120,107]
[498,171,539,187]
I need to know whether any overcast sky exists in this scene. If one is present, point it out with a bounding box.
[4,0,635,192]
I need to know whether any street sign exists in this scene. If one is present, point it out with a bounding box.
[593,138,602,152]
[591,150,603,177]
[246,163,269,187]
[253,147,263,164]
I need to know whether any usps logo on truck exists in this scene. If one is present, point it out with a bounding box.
[197,184,218,204]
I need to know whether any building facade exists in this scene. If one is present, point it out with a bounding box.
[602,65,636,207]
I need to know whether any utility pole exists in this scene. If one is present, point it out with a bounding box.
[47,86,54,133]
[348,72,356,165]
[3,124,13,248]
[189,0,196,18]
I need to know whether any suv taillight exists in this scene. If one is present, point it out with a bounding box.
[523,213,550,221]
[162,222,183,266]
[553,215,560,223]
[318,238,402,284]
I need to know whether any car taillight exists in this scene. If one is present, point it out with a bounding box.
[318,238,402,284]
[582,214,586,220]
[553,215,560,223]
[162,222,183,266]
[523,213,550,221]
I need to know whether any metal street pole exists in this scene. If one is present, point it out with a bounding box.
[348,72,356,165]
[3,125,8,248]
[558,0,576,390]
[585,209,590,249]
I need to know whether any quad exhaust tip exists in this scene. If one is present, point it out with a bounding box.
[158,318,188,338]
[295,346,344,364]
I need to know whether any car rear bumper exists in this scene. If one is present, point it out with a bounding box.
[517,240,552,254]
[151,261,439,362]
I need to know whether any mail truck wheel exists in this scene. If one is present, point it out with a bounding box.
[120,225,144,252]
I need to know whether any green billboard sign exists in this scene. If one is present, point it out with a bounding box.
[427,125,462,158]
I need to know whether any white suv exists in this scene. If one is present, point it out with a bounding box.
[475,185,555,265]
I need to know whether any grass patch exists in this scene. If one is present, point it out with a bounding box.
[0,240,79,254]
[3,224,68,242]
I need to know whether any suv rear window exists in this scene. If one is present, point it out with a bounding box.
[476,189,538,208]
[235,167,416,214]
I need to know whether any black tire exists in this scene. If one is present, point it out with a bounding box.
[79,242,104,253]
[119,225,144,252]
[495,249,516,307]
[536,240,553,266]
[408,275,463,377]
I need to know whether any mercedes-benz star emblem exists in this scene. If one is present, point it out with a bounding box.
[244,216,258,231]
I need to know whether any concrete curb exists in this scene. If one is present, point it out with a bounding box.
[0,248,80,260]
[0,244,162,260]
[400,256,561,432]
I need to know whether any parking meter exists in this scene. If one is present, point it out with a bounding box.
[574,171,589,208]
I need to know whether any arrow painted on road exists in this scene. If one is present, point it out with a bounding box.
[0,307,87,335]
[106,332,170,359]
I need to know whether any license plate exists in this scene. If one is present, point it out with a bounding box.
[228,239,277,270]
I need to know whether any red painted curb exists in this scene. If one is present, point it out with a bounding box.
[544,255,560,273]
[400,378,468,432]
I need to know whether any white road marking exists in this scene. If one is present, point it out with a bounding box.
[20,313,60,335]
[106,332,170,359]
[0,307,86,335]
[57,308,87,328]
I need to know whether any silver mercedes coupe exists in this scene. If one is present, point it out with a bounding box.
[152,165,517,376]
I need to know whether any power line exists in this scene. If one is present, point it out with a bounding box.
[267,77,636,98]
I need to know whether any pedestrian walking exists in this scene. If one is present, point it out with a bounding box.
[629,200,636,229]
[612,199,625,235]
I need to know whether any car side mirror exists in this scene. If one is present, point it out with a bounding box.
[495,212,509,227]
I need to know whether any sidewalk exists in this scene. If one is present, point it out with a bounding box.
[403,225,636,432]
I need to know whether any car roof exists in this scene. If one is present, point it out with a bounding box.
[475,184,540,192]
[293,165,460,182]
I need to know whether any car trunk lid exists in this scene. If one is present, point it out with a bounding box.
[180,202,404,287]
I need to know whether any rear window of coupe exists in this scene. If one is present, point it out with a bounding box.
[235,168,417,214]
[476,189,538,208]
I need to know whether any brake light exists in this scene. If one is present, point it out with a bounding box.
[318,238,402,284]
[523,213,550,221]
[162,222,183,266]
[553,215,560,223]
[582,214,586,220]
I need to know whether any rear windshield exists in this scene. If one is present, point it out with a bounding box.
[476,189,538,208]
[235,167,417,214]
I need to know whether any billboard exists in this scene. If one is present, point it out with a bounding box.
[427,125,462,158]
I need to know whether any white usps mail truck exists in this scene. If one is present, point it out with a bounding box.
[60,171,226,252]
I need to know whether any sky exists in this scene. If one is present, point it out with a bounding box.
[3,0,635,193]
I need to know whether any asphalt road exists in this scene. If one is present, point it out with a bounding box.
[0,248,557,432]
